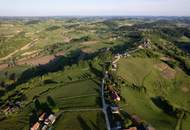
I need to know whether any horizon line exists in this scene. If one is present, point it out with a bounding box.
[0,15,190,17]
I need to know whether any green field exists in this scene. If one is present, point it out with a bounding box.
[0,65,30,80]
[0,19,132,62]
[120,87,177,130]
[37,79,101,109]
[117,57,190,130]
[0,63,103,130]
[1,17,190,130]
[53,111,106,130]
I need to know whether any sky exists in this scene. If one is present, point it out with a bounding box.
[0,0,190,16]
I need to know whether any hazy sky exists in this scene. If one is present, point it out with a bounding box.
[0,0,189,16]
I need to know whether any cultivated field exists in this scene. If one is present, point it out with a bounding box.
[117,57,190,130]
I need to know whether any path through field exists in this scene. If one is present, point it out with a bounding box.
[0,39,38,61]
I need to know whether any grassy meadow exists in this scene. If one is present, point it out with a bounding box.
[53,111,106,130]
[117,57,190,130]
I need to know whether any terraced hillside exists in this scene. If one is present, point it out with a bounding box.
[0,17,190,130]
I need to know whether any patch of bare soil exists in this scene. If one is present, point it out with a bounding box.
[161,67,176,79]
[181,87,189,93]
[81,47,94,53]
[17,51,64,66]
[155,63,176,79]
[80,41,97,45]
[63,37,71,43]
[0,39,38,61]
[155,63,168,71]
[0,63,8,71]
[160,56,174,61]
[21,50,39,56]
[17,55,55,66]
[0,51,64,70]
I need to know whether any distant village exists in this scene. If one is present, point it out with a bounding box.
[103,46,155,130]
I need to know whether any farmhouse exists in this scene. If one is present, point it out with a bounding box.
[138,38,151,49]
[30,113,56,130]
[110,104,120,114]
[48,114,56,124]
[111,92,120,101]
[111,63,117,71]
[39,112,46,121]
[1,101,21,115]
[31,122,40,130]
[44,114,56,125]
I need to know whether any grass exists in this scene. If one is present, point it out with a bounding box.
[117,57,190,130]
[0,116,28,130]
[53,111,107,130]
[10,64,102,109]
[120,87,177,130]
[38,79,101,109]
[0,103,33,130]
[182,114,190,130]
[0,64,102,130]
[0,19,133,62]
[0,65,30,81]
[0,33,31,58]
[117,57,156,86]
[1,18,190,130]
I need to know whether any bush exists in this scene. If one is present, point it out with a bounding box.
[164,60,178,68]
[46,26,61,31]
[0,89,5,97]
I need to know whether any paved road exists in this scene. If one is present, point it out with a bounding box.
[101,79,111,130]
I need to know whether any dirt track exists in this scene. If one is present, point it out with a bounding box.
[0,39,38,61]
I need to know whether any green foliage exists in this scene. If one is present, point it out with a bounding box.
[25,20,41,25]
[117,57,190,129]
[54,111,106,130]
[0,33,30,57]
[46,26,61,31]
[132,49,159,58]
[0,17,190,130]
[164,60,179,69]
[120,87,177,130]
[71,36,91,43]
[0,88,5,97]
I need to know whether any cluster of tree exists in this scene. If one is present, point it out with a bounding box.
[102,20,118,29]
[64,24,80,29]
[151,96,184,118]
[70,36,91,43]
[45,26,60,31]
[25,20,41,25]
[43,42,66,54]
[132,49,159,58]
[34,96,57,112]
[30,97,58,126]
[158,27,190,40]
[133,20,176,29]
[0,72,16,87]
